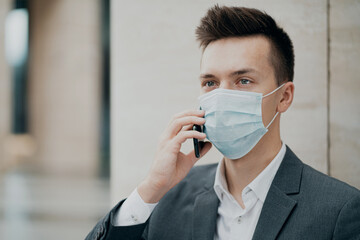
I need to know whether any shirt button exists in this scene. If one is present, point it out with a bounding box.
[237,216,241,224]
[131,214,138,222]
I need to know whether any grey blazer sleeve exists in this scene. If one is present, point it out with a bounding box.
[332,194,360,240]
[85,199,149,240]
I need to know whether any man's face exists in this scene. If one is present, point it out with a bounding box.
[199,36,281,127]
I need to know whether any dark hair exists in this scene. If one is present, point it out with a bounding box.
[195,5,294,84]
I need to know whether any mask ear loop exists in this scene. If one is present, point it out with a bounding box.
[263,83,285,98]
[263,83,285,129]
[266,112,279,129]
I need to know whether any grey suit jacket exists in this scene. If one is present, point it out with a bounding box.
[86,146,360,239]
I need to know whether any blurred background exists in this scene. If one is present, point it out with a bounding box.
[0,0,110,239]
[0,0,359,239]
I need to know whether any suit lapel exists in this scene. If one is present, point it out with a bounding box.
[252,185,297,240]
[192,186,219,240]
[252,146,303,240]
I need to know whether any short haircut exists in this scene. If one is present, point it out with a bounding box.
[196,5,294,84]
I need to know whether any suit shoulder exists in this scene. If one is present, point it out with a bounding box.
[181,163,218,189]
[301,163,360,201]
[162,163,218,199]
[186,163,218,180]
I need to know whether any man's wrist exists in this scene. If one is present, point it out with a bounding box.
[138,179,167,204]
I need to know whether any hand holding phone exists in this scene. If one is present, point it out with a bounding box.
[138,109,211,204]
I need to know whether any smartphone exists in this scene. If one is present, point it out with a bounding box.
[193,124,204,158]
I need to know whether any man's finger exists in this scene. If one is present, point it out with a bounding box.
[170,109,205,121]
[181,124,195,132]
[173,130,206,145]
[167,116,205,138]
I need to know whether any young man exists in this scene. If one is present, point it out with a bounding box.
[87,5,360,240]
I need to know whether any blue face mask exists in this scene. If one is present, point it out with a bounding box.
[199,84,284,160]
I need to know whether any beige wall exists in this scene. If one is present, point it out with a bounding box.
[28,0,101,176]
[329,0,360,187]
[111,0,360,203]
[0,0,12,170]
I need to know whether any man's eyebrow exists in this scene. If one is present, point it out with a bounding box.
[199,73,215,79]
[229,68,257,77]
[199,68,257,80]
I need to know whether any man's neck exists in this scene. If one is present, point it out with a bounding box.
[223,127,282,208]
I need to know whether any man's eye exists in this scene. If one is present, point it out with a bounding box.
[205,81,215,87]
[239,79,251,85]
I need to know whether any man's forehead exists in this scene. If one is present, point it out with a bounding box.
[200,36,273,75]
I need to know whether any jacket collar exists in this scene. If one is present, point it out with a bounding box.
[193,145,303,240]
[213,143,287,204]
[252,145,303,240]
[192,163,218,240]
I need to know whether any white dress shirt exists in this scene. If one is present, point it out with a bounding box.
[114,143,286,240]
[213,143,286,240]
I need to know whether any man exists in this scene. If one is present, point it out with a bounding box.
[87,5,360,240]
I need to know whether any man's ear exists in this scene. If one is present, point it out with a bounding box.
[277,82,294,113]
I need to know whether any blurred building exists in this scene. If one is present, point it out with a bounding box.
[0,0,110,239]
[0,0,12,171]
[0,0,109,177]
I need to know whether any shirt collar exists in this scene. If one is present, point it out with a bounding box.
[213,143,286,203]
[213,157,228,201]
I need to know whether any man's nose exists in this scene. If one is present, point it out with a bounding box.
[219,81,233,90]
